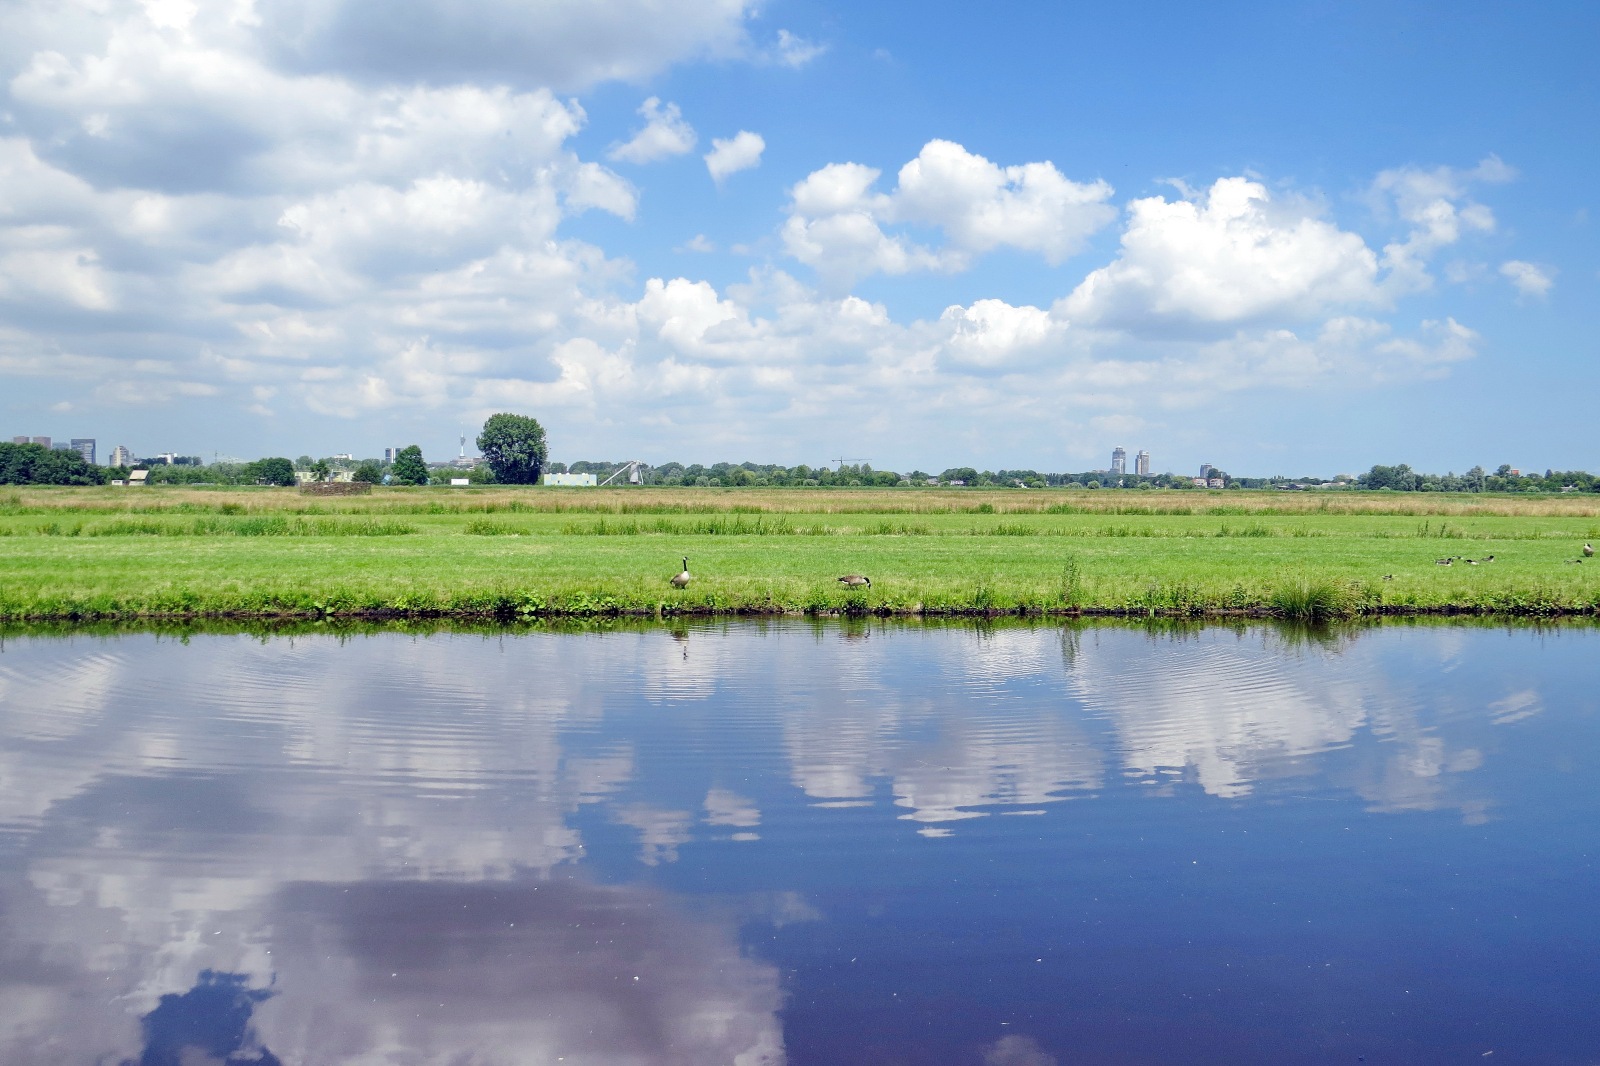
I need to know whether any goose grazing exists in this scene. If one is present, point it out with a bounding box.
[1585,543,1595,558]
[670,557,691,588]
[837,574,872,589]
[1434,557,1454,566]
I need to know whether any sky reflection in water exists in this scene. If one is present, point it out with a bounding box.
[0,622,1596,1065]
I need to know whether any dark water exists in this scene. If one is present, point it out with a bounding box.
[0,622,1597,1065]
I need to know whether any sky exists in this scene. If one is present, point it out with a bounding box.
[0,0,1595,477]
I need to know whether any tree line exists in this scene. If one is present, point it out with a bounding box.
[1357,464,1600,494]
[8,426,1596,494]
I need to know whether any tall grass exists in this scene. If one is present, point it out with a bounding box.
[1270,578,1355,621]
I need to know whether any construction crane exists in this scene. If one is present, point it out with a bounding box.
[831,457,869,470]
[598,460,648,487]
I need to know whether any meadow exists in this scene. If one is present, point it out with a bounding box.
[2,486,1597,621]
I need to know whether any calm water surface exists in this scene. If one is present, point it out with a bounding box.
[0,622,1597,1065]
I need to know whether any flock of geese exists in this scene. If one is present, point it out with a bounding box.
[1429,543,1593,568]
[670,557,869,589]
[671,544,1597,588]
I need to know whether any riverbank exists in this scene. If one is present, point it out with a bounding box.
[3,486,1596,621]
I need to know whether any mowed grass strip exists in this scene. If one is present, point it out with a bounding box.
[0,487,1596,620]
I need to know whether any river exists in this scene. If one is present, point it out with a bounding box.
[0,620,1596,1064]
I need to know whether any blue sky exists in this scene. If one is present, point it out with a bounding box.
[0,0,1593,476]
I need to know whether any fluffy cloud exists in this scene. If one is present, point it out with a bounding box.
[1499,259,1555,300]
[782,140,1115,286]
[940,299,1061,370]
[1370,156,1513,294]
[1061,177,1381,330]
[772,29,826,68]
[608,97,697,164]
[705,130,766,185]
[254,0,758,91]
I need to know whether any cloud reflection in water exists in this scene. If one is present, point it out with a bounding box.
[0,621,1588,1062]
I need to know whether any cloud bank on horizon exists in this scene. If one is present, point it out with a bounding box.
[0,0,1588,472]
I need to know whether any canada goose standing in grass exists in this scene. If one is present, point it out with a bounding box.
[837,574,872,589]
[670,557,691,588]
[1585,543,1595,558]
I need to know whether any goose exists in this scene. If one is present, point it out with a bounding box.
[670,557,691,588]
[837,574,872,589]
[1585,543,1595,558]
[1434,557,1454,566]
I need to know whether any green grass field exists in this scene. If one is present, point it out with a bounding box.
[2,486,1598,620]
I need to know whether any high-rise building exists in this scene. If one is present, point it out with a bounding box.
[31,436,50,449]
[109,445,133,467]
[1135,450,1150,476]
[11,436,28,445]
[71,438,96,465]
[1111,447,1127,476]
[51,442,72,452]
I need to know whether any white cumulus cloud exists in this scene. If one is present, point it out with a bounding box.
[1371,156,1512,294]
[704,130,765,185]
[783,140,1115,287]
[1499,259,1555,300]
[1062,177,1382,330]
[608,97,697,164]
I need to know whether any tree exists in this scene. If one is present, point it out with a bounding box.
[310,458,332,482]
[390,445,429,486]
[477,413,548,485]
[246,457,295,486]
[351,460,383,484]
[0,442,106,485]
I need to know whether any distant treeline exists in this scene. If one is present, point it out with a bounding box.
[554,460,1241,488]
[0,444,301,487]
[1357,464,1600,494]
[0,442,105,485]
[5,440,1597,493]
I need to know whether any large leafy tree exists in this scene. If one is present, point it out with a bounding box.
[246,457,295,486]
[350,459,383,484]
[390,445,429,486]
[477,413,548,485]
